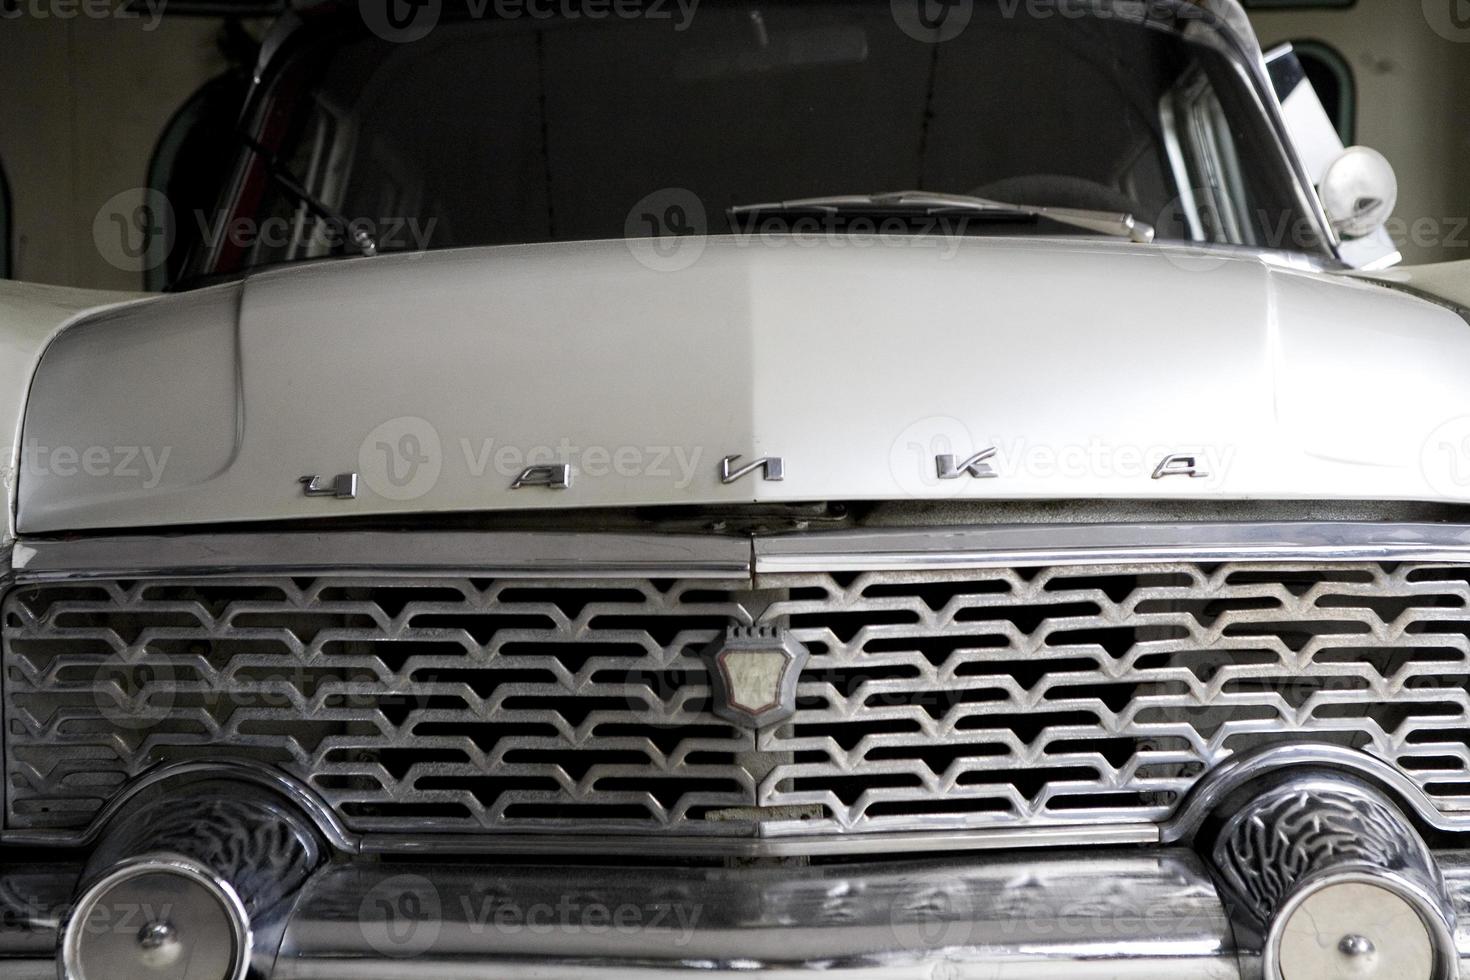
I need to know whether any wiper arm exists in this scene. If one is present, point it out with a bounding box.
[729,190,1155,244]
[236,133,378,257]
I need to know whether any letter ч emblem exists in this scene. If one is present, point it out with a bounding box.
[702,625,809,729]
[300,474,358,499]
[720,454,784,484]
[936,448,998,480]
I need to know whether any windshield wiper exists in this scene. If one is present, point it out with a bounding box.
[236,133,378,257]
[729,190,1155,244]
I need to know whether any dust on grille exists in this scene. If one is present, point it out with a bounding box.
[5,564,1470,839]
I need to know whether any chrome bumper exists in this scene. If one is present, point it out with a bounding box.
[9,765,1470,979]
[279,852,1241,979]
[8,848,1470,979]
[8,849,1234,979]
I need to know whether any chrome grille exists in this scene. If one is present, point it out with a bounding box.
[5,562,1470,841]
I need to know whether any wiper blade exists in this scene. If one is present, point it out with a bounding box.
[236,133,378,257]
[729,190,1155,244]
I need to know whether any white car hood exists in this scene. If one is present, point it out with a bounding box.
[15,236,1470,533]
[0,279,151,541]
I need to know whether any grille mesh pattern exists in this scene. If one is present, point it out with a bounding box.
[5,563,1470,839]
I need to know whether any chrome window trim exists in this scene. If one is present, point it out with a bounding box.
[1193,0,1344,261]
[1160,92,1206,241]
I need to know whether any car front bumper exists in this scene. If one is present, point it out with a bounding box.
[8,763,1470,980]
[8,845,1470,980]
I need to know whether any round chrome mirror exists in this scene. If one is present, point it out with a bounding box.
[1320,146,1398,239]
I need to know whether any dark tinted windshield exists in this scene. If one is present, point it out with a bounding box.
[199,0,1325,275]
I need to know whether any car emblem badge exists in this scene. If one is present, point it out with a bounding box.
[703,625,808,729]
[720,454,784,483]
[936,448,999,480]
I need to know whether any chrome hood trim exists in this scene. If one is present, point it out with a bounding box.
[18,520,1470,581]
[16,237,1470,533]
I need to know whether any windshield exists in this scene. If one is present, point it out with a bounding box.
[197,0,1327,276]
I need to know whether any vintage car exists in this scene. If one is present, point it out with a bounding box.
[7,1,1470,978]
